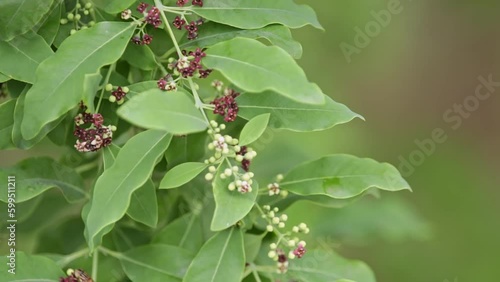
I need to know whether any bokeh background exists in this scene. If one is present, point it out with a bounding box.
[279,0,499,281]
[1,0,499,281]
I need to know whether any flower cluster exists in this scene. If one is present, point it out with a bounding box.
[262,205,309,274]
[73,103,115,153]
[172,16,204,40]
[136,3,162,28]
[59,1,95,35]
[157,74,178,91]
[164,48,212,80]
[176,0,204,7]
[60,268,93,282]
[211,86,240,122]
[203,121,258,194]
[107,84,129,105]
[131,33,153,45]
[267,174,288,196]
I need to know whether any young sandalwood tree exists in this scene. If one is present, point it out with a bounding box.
[0,0,411,281]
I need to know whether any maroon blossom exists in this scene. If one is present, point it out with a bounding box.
[131,35,141,45]
[172,16,186,29]
[192,0,204,7]
[111,87,127,101]
[211,88,240,122]
[137,2,149,13]
[145,7,162,28]
[177,0,189,6]
[237,146,251,171]
[142,34,153,45]
[293,243,307,258]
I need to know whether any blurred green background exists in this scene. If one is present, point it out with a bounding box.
[2,0,499,281]
[279,0,500,281]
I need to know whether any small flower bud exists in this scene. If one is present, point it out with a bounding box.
[60,19,68,24]
[288,240,296,247]
[210,120,218,128]
[205,173,213,181]
[219,124,226,130]
[292,226,299,233]
[208,166,216,173]
[235,155,244,162]
[105,84,113,91]
[232,166,239,172]
[83,10,89,15]
[281,214,288,221]
[270,243,277,249]
[272,217,280,224]
[70,29,77,35]
[67,13,75,20]
[220,174,226,179]
[224,168,232,176]
[85,2,92,9]
[76,3,81,8]
[228,182,236,191]
[299,223,307,230]
[75,14,81,20]
[266,225,274,232]
[288,252,296,259]
[268,251,276,258]
[276,174,284,181]
[278,222,285,228]
[209,157,216,163]
[122,87,129,93]
[121,9,132,20]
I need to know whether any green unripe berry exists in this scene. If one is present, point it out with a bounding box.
[70,29,77,35]
[76,3,81,8]
[83,10,89,15]
[81,26,88,30]
[75,14,81,20]
[85,2,92,9]
[108,96,116,103]
[67,13,74,20]
[88,21,95,26]
[60,19,68,24]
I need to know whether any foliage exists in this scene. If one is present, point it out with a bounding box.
[0,0,412,281]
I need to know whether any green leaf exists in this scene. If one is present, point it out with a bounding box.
[122,44,158,71]
[0,72,9,82]
[211,166,258,231]
[184,228,245,282]
[0,157,88,203]
[243,233,264,263]
[21,22,135,140]
[204,38,324,104]
[160,162,208,189]
[239,113,270,146]
[12,87,65,149]
[117,89,207,135]
[238,92,363,132]
[153,212,205,253]
[82,72,103,113]
[0,99,16,150]
[0,31,54,83]
[286,249,376,282]
[280,154,411,200]
[124,80,158,99]
[85,130,172,251]
[127,179,158,228]
[191,0,322,30]
[120,244,195,282]
[0,0,56,41]
[179,23,303,59]
[164,133,208,169]
[92,0,137,14]
[34,1,62,45]
[0,252,65,281]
